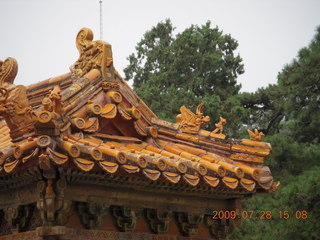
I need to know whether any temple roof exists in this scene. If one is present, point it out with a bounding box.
[0,28,278,197]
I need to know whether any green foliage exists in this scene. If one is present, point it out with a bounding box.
[264,134,320,177]
[229,27,320,239]
[125,22,320,239]
[124,19,245,131]
[238,84,285,135]
[240,26,320,143]
[229,134,320,240]
[229,166,320,240]
[277,26,320,143]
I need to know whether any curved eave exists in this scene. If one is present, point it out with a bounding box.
[0,133,274,194]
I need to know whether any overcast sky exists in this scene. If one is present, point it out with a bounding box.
[0,0,319,92]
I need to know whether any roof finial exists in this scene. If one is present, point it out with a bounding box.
[99,0,103,40]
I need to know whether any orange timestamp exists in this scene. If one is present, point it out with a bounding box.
[212,210,308,220]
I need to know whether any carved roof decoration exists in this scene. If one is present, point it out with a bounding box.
[0,28,279,197]
[70,27,114,80]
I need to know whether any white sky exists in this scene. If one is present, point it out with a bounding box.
[0,0,319,92]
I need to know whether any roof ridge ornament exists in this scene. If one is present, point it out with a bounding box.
[70,28,114,81]
[247,128,265,141]
[0,28,277,202]
[0,58,37,140]
[0,57,18,86]
[176,103,210,134]
[210,116,227,139]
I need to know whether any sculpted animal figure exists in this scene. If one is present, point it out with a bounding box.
[0,58,36,138]
[41,85,64,117]
[176,103,210,134]
[212,117,227,135]
[247,129,265,141]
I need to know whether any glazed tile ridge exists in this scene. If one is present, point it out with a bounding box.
[0,27,279,197]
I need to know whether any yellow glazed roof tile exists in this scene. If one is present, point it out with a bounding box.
[0,27,276,195]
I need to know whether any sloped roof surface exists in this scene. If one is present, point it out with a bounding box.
[0,28,278,196]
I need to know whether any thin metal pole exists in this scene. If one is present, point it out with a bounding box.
[99,0,103,40]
